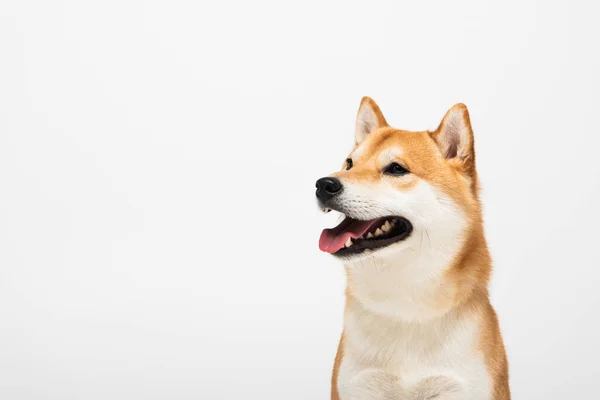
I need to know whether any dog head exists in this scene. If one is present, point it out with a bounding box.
[316,97,481,265]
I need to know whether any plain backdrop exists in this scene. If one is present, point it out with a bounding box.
[1,1,599,399]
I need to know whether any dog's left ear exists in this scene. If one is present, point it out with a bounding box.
[431,103,476,176]
[355,97,388,144]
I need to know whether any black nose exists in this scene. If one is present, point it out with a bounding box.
[315,177,343,201]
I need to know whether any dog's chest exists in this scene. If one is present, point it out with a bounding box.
[338,309,491,399]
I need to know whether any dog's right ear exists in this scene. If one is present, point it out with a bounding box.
[355,97,388,144]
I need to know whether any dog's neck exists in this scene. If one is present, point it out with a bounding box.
[343,222,490,322]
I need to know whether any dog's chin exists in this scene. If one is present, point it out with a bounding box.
[319,212,414,260]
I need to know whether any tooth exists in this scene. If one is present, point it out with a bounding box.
[345,237,353,247]
[375,228,383,237]
[366,232,374,239]
[382,221,390,232]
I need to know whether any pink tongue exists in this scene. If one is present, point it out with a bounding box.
[319,217,381,253]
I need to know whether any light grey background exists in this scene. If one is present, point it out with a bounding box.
[1,1,599,399]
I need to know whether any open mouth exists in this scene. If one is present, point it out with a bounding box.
[319,216,413,256]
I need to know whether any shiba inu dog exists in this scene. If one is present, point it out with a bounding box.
[316,98,509,400]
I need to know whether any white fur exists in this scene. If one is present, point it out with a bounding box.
[377,147,404,168]
[333,177,491,399]
[339,180,466,320]
[338,301,490,400]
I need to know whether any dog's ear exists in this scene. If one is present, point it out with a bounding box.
[355,97,388,144]
[431,103,476,176]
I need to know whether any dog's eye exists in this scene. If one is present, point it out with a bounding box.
[345,158,353,170]
[384,162,409,176]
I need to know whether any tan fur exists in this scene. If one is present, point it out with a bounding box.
[328,98,509,399]
[331,333,344,400]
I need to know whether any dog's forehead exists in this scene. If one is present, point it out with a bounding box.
[352,129,424,162]
[351,129,392,160]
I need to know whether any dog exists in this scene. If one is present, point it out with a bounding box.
[316,97,509,400]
